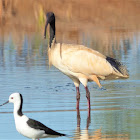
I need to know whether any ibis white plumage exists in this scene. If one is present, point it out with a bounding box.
[0,93,66,140]
[44,12,129,110]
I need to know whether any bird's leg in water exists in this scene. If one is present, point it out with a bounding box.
[76,87,80,110]
[76,87,81,128]
[87,109,91,129]
[77,106,81,128]
[85,86,90,110]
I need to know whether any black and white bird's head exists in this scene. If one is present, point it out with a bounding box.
[9,93,22,104]
[0,93,22,106]
[44,12,55,39]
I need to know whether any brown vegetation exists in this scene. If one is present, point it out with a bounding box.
[1,0,140,28]
[0,0,139,56]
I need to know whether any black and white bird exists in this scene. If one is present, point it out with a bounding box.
[0,93,66,140]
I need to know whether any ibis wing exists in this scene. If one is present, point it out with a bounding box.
[61,46,113,76]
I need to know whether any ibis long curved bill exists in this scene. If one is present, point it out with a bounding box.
[44,20,48,39]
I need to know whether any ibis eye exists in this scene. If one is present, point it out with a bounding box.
[11,97,13,99]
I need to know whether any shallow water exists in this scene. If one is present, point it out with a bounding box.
[0,4,140,140]
[0,30,139,140]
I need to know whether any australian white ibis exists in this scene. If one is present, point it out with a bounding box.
[44,12,129,110]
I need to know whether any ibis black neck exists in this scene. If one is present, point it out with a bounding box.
[49,21,55,47]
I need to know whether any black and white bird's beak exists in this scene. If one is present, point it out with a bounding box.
[0,101,9,106]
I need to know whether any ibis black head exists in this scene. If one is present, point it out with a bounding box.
[44,12,55,39]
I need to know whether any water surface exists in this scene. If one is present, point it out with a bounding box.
[0,1,140,140]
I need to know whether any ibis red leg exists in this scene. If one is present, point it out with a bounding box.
[85,86,90,109]
[76,87,80,110]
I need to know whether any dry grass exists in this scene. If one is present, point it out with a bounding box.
[1,0,140,27]
[0,0,139,54]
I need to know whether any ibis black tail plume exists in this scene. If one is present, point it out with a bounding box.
[106,56,129,78]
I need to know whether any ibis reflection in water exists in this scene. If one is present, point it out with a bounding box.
[73,109,129,140]
[44,12,129,114]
